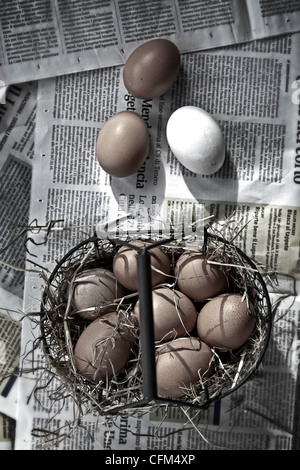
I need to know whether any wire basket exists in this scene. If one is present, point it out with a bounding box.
[40,229,272,414]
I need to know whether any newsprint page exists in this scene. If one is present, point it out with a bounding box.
[0,0,300,454]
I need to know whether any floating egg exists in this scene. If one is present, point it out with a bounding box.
[123,38,180,99]
[96,111,149,177]
[166,106,225,175]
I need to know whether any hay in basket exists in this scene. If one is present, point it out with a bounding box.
[39,224,272,416]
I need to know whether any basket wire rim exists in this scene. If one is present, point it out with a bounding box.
[39,230,273,412]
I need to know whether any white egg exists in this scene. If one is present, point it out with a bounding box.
[166,106,225,175]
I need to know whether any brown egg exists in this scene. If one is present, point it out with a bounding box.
[175,251,228,302]
[133,287,197,342]
[156,337,214,398]
[113,240,170,291]
[123,38,180,99]
[74,312,133,382]
[96,111,149,177]
[71,268,126,320]
[197,293,257,351]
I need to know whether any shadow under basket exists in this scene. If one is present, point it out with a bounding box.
[40,230,272,414]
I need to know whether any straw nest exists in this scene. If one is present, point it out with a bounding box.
[39,228,272,416]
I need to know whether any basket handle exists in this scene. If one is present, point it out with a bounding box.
[137,247,157,401]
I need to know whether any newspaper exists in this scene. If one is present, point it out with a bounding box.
[0,412,14,450]
[1,0,300,87]
[0,81,37,422]
[13,29,300,450]
[0,0,299,453]
[0,81,37,298]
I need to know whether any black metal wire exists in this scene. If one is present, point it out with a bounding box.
[40,231,272,414]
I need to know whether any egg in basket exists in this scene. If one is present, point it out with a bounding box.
[40,212,272,414]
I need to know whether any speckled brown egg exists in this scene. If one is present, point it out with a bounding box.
[123,38,180,99]
[71,268,127,321]
[74,312,133,382]
[113,240,170,291]
[175,251,228,302]
[197,293,257,351]
[133,287,197,342]
[156,337,214,398]
[96,111,149,177]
